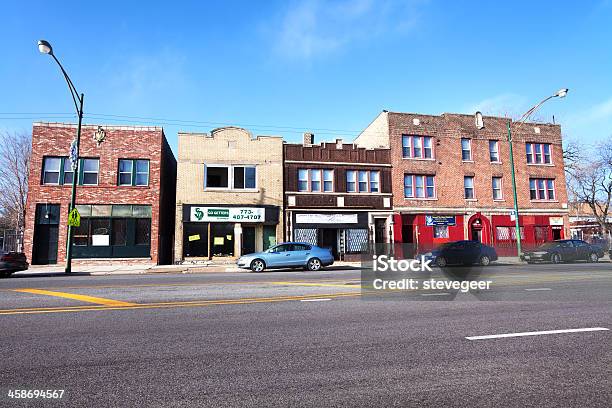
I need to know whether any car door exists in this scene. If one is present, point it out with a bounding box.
[465,241,481,263]
[290,244,311,266]
[573,240,590,260]
[266,244,293,267]
[445,242,464,264]
[559,241,576,261]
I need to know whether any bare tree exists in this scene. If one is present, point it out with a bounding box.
[0,132,32,236]
[565,138,612,243]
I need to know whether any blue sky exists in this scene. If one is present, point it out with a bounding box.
[1,0,611,154]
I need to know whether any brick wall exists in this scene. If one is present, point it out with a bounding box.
[24,122,176,265]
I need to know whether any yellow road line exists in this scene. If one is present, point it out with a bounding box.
[12,289,136,307]
[0,292,360,316]
[269,281,361,289]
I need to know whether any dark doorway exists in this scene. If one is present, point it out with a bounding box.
[401,224,413,243]
[319,228,338,259]
[374,218,386,255]
[242,226,256,255]
[210,223,234,257]
[552,228,562,240]
[33,204,60,264]
[471,227,482,242]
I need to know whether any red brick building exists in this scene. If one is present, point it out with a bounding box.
[356,111,569,256]
[284,134,393,260]
[24,122,176,265]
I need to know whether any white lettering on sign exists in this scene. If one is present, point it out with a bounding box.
[190,207,265,223]
[295,213,358,224]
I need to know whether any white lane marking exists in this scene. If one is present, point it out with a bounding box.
[300,298,332,302]
[421,293,450,296]
[525,288,552,291]
[466,327,609,341]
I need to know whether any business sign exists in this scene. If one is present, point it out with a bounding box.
[549,217,564,226]
[190,207,265,223]
[295,213,358,224]
[425,215,455,226]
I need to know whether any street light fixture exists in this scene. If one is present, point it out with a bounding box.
[38,39,86,274]
[506,88,569,257]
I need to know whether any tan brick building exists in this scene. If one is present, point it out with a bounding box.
[24,122,176,265]
[174,127,284,262]
[356,111,569,256]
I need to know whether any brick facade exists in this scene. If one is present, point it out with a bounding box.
[24,122,176,265]
[174,127,284,262]
[356,112,570,255]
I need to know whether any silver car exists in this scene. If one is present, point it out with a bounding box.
[237,242,334,272]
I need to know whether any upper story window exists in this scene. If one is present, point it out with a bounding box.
[42,157,97,186]
[492,176,503,200]
[346,170,380,193]
[404,174,435,198]
[489,140,500,162]
[402,135,433,159]
[464,176,475,199]
[461,138,472,161]
[529,178,556,200]
[526,143,552,164]
[81,159,100,186]
[297,169,333,192]
[205,165,257,190]
[118,159,150,186]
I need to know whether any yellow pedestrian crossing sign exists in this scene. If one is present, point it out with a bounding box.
[68,208,81,227]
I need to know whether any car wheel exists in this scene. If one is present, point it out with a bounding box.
[479,255,491,266]
[435,257,447,267]
[306,258,322,271]
[589,252,599,263]
[551,253,562,264]
[250,259,266,272]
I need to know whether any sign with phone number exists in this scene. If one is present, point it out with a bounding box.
[190,207,265,223]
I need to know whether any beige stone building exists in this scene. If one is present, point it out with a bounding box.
[174,127,284,262]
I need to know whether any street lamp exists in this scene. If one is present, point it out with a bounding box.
[506,88,568,257]
[38,39,85,274]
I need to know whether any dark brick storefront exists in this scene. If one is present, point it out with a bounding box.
[24,122,176,265]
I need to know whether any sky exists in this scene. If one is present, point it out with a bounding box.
[1,0,611,154]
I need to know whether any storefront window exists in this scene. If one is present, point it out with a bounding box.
[91,219,111,246]
[135,219,151,245]
[112,219,127,246]
[433,225,449,238]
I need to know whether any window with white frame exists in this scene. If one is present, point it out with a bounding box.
[42,157,62,184]
[526,143,552,164]
[529,178,556,200]
[205,165,257,190]
[402,135,433,159]
[297,169,333,192]
[489,140,500,162]
[464,176,475,199]
[81,159,100,186]
[461,138,472,161]
[492,176,503,200]
[346,170,379,193]
[404,174,435,198]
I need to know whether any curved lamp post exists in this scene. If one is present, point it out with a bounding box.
[507,88,568,257]
[38,40,84,274]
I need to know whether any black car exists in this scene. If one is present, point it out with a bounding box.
[521,239,604,264]
[0,251,29,277]
[422,240,499,267]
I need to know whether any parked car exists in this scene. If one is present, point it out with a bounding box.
[421,240,499,267]
[0,251,29,277]
[521,239,604,264]
[237,242,334,272]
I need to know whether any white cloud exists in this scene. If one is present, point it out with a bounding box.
[270,0,424,60]
[465,93,528,119]
[563,96,612,140]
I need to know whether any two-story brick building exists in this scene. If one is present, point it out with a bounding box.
[174,127,283,262]
[24,122,177,265]
[356,111,569,256]
[284,134,393,260]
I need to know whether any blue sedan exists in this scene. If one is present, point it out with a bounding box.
[237,242,334,272]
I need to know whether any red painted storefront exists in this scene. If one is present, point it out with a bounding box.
[393,213,565,257]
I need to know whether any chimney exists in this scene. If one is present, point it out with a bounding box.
[303,132,314,146]
[336,139,343,149]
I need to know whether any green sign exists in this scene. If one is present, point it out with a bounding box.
[208,208,230,218]
[68,208,81,227]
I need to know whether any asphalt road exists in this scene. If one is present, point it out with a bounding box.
[0,262,610,407]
